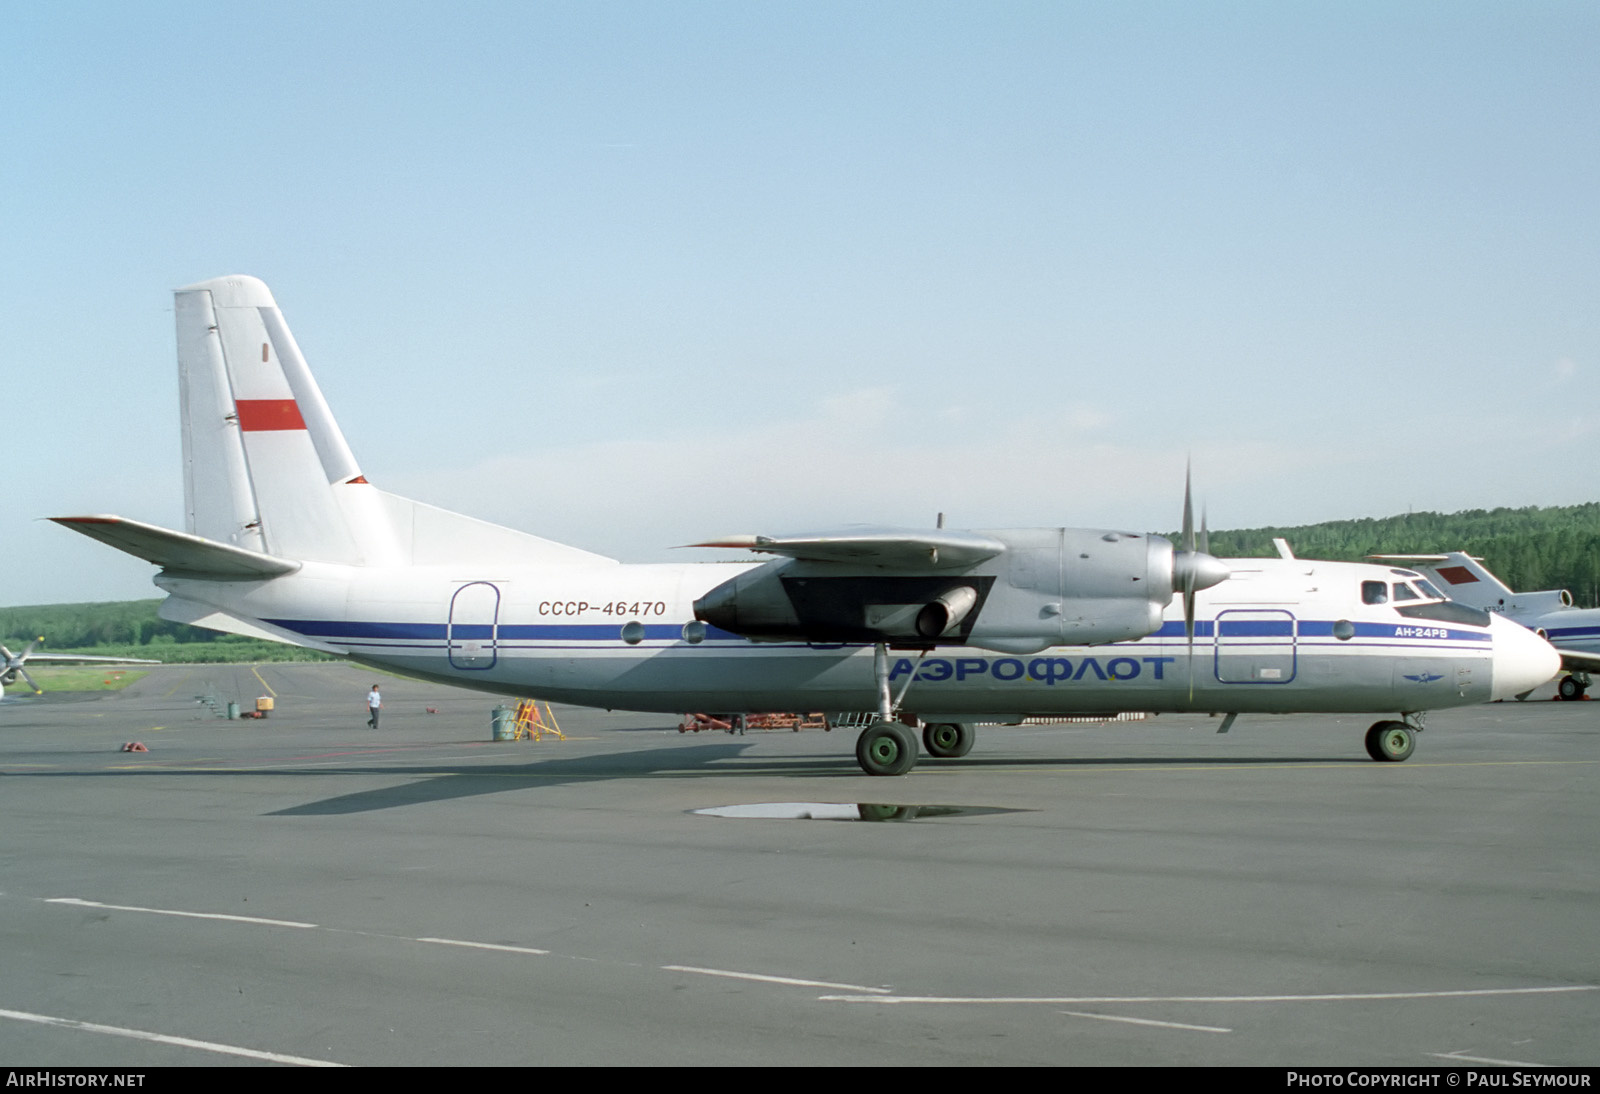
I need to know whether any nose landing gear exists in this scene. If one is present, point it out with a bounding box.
[1365,713,1424,762]
[1557,673,1590,701]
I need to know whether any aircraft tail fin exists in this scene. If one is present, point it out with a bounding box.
[1370,551,1515,609]
[174,276,610,568]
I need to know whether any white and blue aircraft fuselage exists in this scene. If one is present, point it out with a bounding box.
[54,277,1560,774]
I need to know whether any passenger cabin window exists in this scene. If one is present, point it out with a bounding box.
[1392,583,1420,602]
[1362,580,1388,605]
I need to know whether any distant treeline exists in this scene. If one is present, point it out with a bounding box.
[1196,502,1600,608]
[0,600,333,663]
[5,501,1599,650]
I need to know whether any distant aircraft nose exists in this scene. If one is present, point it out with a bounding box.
[1488,614,1562,700]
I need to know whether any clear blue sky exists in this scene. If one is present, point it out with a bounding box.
[4,1,1597,605]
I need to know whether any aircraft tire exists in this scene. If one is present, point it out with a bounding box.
[856,721,917,776]
[1365,721,1414,762]
[923,722,974,759]
[1558,676,1585,701]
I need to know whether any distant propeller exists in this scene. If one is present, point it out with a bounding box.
[0,639,44,694]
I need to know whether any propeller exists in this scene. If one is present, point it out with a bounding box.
[0,639,45,694]
[1170,465,1229,699]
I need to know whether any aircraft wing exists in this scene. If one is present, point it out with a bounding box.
[20,653,161,666]
[1554,646,1600,672]
[687,527,1006,570]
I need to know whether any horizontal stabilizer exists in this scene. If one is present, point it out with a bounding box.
[687,527,1007,570]
[51,516,301,579]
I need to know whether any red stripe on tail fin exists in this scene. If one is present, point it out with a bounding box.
[236,399,306,432]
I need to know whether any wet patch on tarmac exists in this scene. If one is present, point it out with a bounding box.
[692,801,1029,821]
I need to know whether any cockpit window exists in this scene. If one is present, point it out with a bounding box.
[1362,580,1388,605]
[1414,578,1445,600]
[1392,583,1420,602]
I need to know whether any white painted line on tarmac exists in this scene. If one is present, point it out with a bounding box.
[1431,1050,1547,1067]
[44,895,559,961]
[1060,1010,1232,1033]
[820,985,1598,1004]
[45,897,317,929]
[0,1006,346,1067]
[417,937,550,956]
[663,965,892,994]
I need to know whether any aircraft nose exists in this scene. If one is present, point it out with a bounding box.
[1488,614,1561,700]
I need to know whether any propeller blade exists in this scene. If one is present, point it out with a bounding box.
[1182,464,1198,700]
[1181,463,1195,555]
[1171,463,1230,703]
[17,667,43,695]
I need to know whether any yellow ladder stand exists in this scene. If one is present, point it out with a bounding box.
[512,699,566,741]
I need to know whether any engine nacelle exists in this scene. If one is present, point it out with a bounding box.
[694,527,1224,654]
[1503,589,1573,616]
[916,585,979,638]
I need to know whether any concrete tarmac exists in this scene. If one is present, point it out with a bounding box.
[1,662,1596,1066]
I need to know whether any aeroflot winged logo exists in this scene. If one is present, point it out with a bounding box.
[1402,672,1446,684]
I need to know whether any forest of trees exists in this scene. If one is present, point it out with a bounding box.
[1196,502,1600,607]
[0,600,331,662]
[5,500,1598,657]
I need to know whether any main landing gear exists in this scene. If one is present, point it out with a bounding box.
[856,721,918,776]
[853,643,978,775]
[1557,672,1591,701]
[923,721,975,758]
[1364,715,1422,762]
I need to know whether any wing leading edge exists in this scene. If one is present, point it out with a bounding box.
[687,527,1007,570]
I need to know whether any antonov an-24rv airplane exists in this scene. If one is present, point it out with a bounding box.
[54,276,1560,775]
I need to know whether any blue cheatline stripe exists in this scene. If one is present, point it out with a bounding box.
[1154,621,1216,638]
[265,617,1490,649]
[1152,619,1489,643]
[1295,620,1490,643]
[265,619,447,639]
[1217,619,1295,637]
[263,619,742,642]
[1545,625,1600,640]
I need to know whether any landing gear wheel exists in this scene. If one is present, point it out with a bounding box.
[1365,721,1414,762]
[922,722,974,759]
[856,721,917,776]
[1558,676,1587,701]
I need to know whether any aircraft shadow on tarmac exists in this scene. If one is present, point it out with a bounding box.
[265,741,777,815]
[272,749,1367,815]
[8,739,1368,815]
[275,746,1382,814]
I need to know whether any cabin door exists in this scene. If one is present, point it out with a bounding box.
[1213,609,1297,684]
[448,581,500,670]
